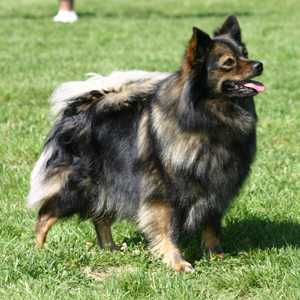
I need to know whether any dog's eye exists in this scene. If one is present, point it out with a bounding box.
[222,57,236,67]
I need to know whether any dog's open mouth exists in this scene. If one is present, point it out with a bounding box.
[222,80,265,97]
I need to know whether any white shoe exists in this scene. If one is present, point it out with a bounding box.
[53,10,78,23]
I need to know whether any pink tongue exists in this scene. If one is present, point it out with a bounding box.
[244,82,265,93]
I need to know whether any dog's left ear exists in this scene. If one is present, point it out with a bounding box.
[214,15,242,44]
[184,27,212,67]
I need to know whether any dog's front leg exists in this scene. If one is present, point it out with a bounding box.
[138,200,194,272]
[201,212,224,258]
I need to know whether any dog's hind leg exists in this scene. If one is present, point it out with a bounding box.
[93,218,118,251]
[138,200,194,272]
[35,198,60,249]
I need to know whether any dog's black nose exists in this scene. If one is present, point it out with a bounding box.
[252,61,263,75]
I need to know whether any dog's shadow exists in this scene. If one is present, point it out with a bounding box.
[122,217,300,263]
[223,217,300,251]
[184,217,300,263]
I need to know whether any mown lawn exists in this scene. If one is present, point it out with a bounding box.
[0,0,300,299]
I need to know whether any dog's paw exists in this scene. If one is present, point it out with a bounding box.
[174,260,195,272]
[107,243,121,252]
[207,245,225,260]
[163,251,194,272]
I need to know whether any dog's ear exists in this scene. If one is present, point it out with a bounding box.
[184,27,212,67]
[214,15,242,44]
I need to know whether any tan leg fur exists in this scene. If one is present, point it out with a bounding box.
[138,200,194,272]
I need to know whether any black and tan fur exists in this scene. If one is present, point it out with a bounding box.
[28,16,264,272]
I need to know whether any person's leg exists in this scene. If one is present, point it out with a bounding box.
[59,0,74,11]
[53,0,78,23]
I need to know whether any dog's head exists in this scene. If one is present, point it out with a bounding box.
[182,15,264,98]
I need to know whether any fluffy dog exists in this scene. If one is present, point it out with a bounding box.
[28,16,264,272]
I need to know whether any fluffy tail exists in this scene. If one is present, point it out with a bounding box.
[50,70,169,116]
[27,70,169,210]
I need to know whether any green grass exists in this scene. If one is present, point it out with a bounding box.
[1,0,300,299]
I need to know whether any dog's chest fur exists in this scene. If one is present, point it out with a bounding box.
[144,99,256,228]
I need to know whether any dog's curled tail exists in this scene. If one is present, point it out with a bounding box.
[50,70,170,117]
[27,70,170,210]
